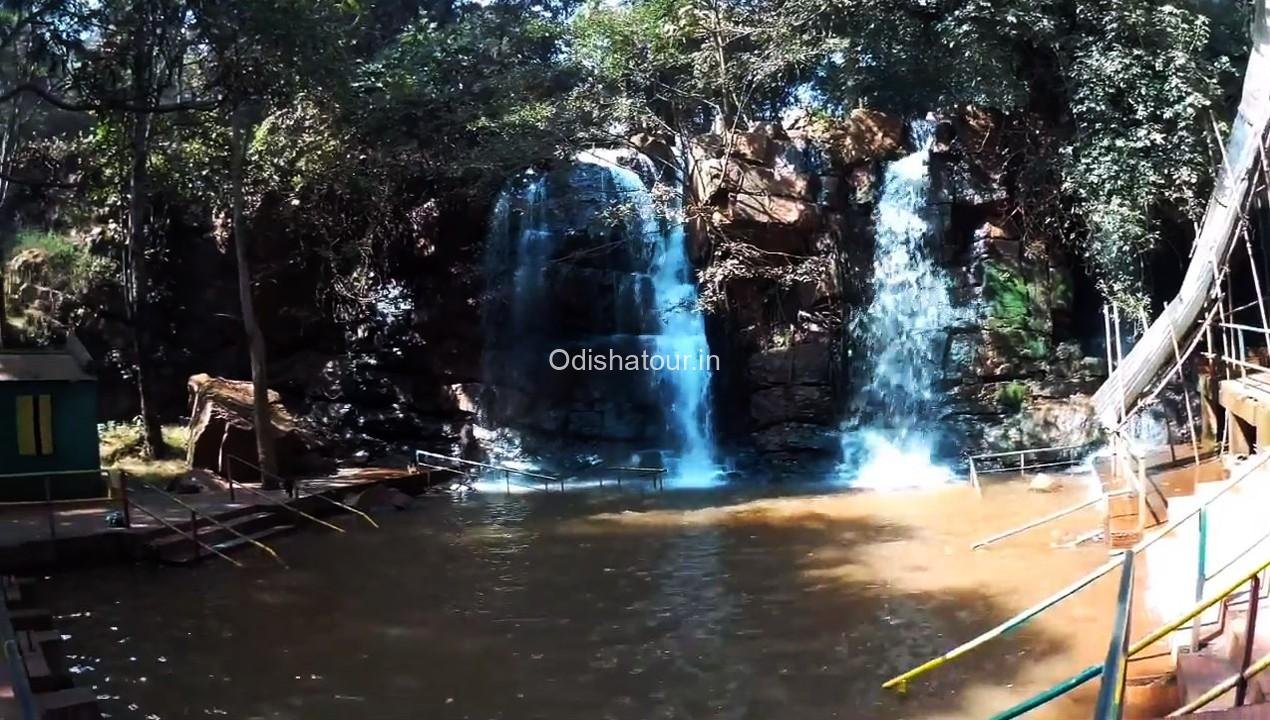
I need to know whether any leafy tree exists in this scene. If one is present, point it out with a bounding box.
[570,0,1248,307]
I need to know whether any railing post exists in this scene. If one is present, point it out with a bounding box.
[190,510,200,561]
[1094,551,1135,720]
[1237,573,1261,706]
[1193,506,1209,650]
[119,471,131,529]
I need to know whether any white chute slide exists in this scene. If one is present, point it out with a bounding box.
[1092,0,1270,430]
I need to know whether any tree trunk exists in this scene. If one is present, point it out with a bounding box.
[230,102,278,486]
[1092,0,1270,430]
[127,38,167,460]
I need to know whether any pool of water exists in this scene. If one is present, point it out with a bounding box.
[46,478,1131,720]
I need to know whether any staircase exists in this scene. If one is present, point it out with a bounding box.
[1116,451,1270,719]
[0,576,99,720]
[140,504,296,566]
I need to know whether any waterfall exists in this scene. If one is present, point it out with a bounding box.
[644,165,716,480]
[841,120,959,489]
[482,150,715,480]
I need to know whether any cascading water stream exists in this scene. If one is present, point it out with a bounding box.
[644,170,716,481]
[841,120,960,489]
[482,150,716,484]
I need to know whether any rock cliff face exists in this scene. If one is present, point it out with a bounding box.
[3,105,1104,476]
[687,107,1103,471]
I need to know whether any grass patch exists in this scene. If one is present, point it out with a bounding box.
[99,421,189,486]
[4,228,118,298]
[996,381,1030,413]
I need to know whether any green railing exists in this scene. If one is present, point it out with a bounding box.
[884,451,1270,696]
[881,556,1124,692]
[991,550,1270,719]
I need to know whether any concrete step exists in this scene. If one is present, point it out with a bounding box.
[158,523,295,566]
[1168,702,1270,718]
[35,686,99,720]
[146,510,280,550]
[1175,599,1270,712]
[1179,651,1245,709]
[136,499,273,542]
[8,608,52,631]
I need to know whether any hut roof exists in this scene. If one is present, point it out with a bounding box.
[0,351,94,382]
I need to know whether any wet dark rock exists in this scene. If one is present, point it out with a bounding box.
[747,342,833,388]
[351,485,413,511]
[750,385,835,427]
[753,423,840,452]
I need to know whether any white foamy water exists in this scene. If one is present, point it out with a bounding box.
[484,150,717,483]
[841,119,961,489]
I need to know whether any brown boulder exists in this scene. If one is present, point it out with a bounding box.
[846,165,879,204]
[186,374,312,481]
[804,109,903,166]
[726,193,818,228]
[695,158,814,201]
[728,131,774,164]
[975,216,1020,240]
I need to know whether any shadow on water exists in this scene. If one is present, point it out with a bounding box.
[43,482,1112,720]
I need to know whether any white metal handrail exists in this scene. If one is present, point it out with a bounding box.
[413,449,558,482]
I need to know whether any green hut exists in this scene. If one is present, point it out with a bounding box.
[0,350,103,501]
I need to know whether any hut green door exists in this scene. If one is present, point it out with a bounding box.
[0,380,103,501]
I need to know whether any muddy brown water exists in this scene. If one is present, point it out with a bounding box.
[44,477,1145,720]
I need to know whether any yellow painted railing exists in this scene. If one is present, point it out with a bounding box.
[990,551,1270,719]
[885,450,1270,694]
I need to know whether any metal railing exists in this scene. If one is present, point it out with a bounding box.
[134,483,286,567]
[414,449,670,494]
[0,468,111,549]
[990,530,1270,718]
[1094,552,1136,720]
[124,496,243,567]
[225,455,378,529]
[413,449,564,492]
[967,442,1094,493]
[971,495,1103,550]
[881,555,1124,692]
[600,466,667,491]
[885,449,1270,696]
